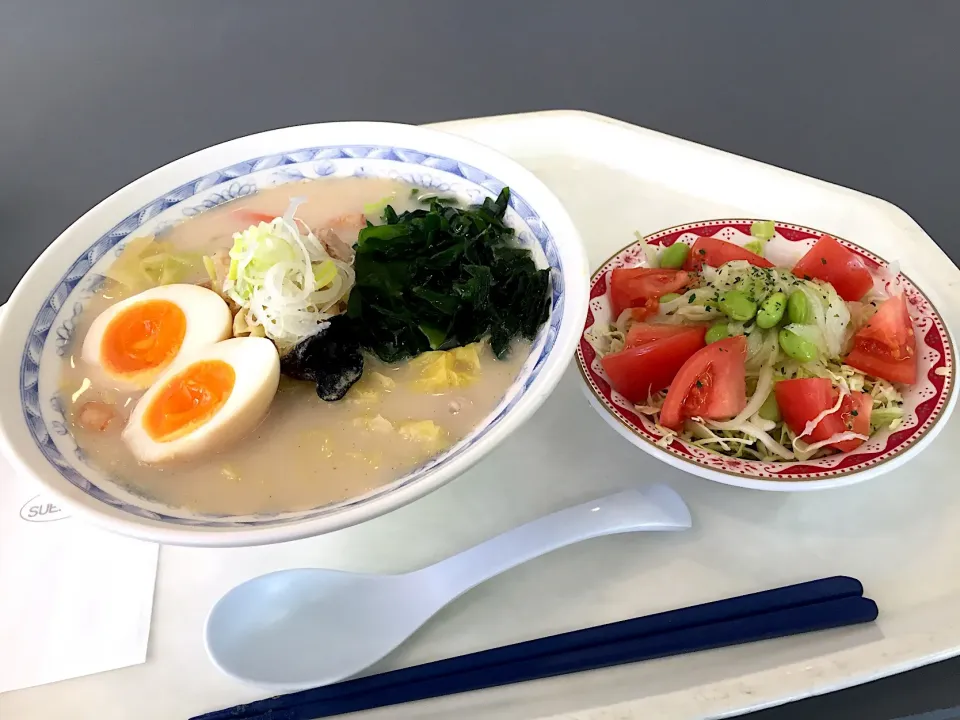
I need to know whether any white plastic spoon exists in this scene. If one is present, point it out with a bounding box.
[204,484,691,690]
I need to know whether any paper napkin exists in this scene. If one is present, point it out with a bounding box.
[0,456,159,693]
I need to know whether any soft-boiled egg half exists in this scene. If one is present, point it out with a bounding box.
[122,337,280,464]
[82,284,232,389]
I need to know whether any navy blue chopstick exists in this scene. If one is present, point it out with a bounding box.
[195,576,875,720]
[270,595,876,720]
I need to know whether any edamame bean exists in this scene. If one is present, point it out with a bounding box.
[778,328,818,362]
[659,242,690,269]
[787,290,810,324]
[705,322,730,344]
[743,240,764,256]
[719,290,758,322]
[750,220,776,241]
[758,392,781,422]
[659,292,682,303]
[756,292,787,329]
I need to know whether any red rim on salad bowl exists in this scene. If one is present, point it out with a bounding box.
[577,219,956,491]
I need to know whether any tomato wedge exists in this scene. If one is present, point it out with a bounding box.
[845,294,917,384]
[626,298,660,323]
[602,327,707,403]
[775,378,872,452]
[792,235,874,301]
[625,322,705,349]
[833,392,873,452]
[609,268,692,318]
[776,378,837,442]
[682,237,774,272]
[659,336,747,430]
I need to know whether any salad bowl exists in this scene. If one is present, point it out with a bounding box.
[577,219,956,491]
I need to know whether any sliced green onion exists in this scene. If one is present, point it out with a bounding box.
[224,201,356,351]
[313,260,337,288]
[363,194,396,216]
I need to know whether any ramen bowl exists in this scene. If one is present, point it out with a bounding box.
[577,219,955,491]
[0,122,588,546]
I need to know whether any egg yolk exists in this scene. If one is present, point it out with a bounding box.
[101,300,187,377]
[143,360,236,442]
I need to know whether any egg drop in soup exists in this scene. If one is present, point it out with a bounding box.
[60,177,550,515]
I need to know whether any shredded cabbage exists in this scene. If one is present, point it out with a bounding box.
[633,231,660,268]
[105,236,204,293]
[224,198,355,353]
[702,418,795,459]
[202,255,218,284]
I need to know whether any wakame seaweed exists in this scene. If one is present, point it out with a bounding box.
[280,316,364,401]
[348,187,550,362]
[282,187,551,400]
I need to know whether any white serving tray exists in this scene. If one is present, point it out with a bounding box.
[4,110,960,720]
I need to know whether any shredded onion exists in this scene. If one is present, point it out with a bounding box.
[614,309,635,333]
[749,413,776,432]
[875,261,903,298]
[794,431,869,460]
[799,389,846,439]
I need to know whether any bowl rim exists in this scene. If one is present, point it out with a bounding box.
[576,217,957,491]
[0,121,589,545]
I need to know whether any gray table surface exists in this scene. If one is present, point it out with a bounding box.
[3,1,959,718]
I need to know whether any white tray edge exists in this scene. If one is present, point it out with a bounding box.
[431,110,960,720]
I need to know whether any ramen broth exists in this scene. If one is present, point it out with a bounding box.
[61,177,532,515]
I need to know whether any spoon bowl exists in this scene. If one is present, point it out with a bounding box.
[205,485,691,689]
[206,569,429,687]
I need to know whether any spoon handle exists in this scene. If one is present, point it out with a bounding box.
[417,485,690,601]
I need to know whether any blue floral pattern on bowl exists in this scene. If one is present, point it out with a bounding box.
[20,146,564,527]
